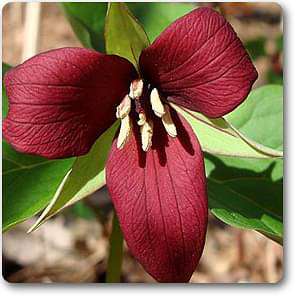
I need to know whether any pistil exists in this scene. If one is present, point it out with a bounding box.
[129,79,143,99]
[116,79,178,151]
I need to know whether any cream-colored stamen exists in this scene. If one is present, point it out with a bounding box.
[137,111,146,126]
[150,88,165,118]
[117,115,132,149]
[140,120,153,152]
[116,95,131,119]
[129,79,143,99]
[162,105,177,138]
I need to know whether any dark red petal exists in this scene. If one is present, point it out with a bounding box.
[139,7,258,118]
[106,110,208,282]
[3,47,137,158]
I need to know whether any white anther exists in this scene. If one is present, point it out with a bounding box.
[129,79,143,99]
[137,112,146,126]
[162,105,177,138]
[150,88,165,118]
[140,120,153,152]
[117,115,132,149]
[116,95,131,119]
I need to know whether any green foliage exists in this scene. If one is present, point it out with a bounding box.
[2,153,74,232]
[175,105,282,159]
[127,2,196,42]
[276,35,283,52]
[70,202,95,220]
[205,85,283,243]
[105,3,150,69]
[178,84,283,243]
[245,37,266,60]
[267,70,283,85]
[226,85,283,151]
[206,154,283,244]
[29,122,119,232]
[61,2,107,51]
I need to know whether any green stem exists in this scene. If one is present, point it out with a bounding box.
[106,211,124,283]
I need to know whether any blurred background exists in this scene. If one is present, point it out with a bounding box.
[2,2,283,283]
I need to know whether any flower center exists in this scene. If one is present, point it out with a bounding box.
[115,79,177,151]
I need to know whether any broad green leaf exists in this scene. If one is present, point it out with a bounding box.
[209,155,283,182]
[173,104,282,159]
[61,2,107,51]
[105,2,150,69]
[223,118,283,158]
[226,85,283,151]
[2,64,74,231]
[205,154,283,244]
[207,176,283,244]
[28,121,119,232]
[203,85,283,244]
[3,151,74,231]
[128,2,196,42]
[218,84,283,178]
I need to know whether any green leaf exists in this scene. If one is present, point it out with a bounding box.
[245,37,266,60]
[128,3,196,42]
[173,104,282,159]
[267,70,283,85]
[2,62,11,77]
[203,85,283,244]
[217,84,283,178]
[2,64,74,231]
[276,35,283,52]
[208,176,282,240]
[206,154,283,244]
[226,85,283,151]
[70,202,96,220]
[105,2,150,69]
[28,121,119,232]
[211,155,283,181]
[2,63,11,118]
[61,2,107,51]
[3,150,74,231]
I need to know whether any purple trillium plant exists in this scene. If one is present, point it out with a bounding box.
[3,7,257,282]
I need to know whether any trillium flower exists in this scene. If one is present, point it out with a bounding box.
[3,8,257,282]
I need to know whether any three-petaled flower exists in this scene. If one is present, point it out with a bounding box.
[3,7,257,282]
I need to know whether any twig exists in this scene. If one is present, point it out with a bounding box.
[22,2,41,61]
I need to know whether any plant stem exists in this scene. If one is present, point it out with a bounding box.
[23,2,41,61]
[106,211,124,283]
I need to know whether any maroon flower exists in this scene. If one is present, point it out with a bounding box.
[3,8,257,282]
